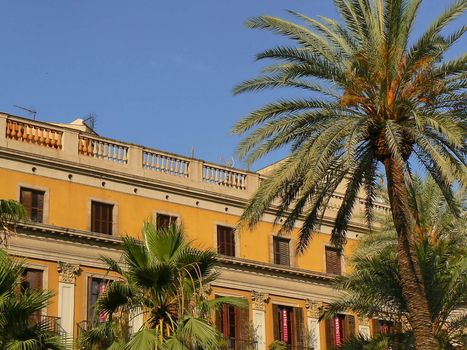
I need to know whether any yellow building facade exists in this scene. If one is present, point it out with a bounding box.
[0,113,388,349]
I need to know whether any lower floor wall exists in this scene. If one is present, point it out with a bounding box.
[9,233,379,349]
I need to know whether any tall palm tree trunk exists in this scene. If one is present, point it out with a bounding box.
[384,157,438,350]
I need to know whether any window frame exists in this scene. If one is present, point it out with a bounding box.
[88,198,118,236]
[17,185,49,224]
[273,236,291,266]
[325,246,342,275]
[213,223,239,258]
[154,211,180,229]
[216,225,236,257]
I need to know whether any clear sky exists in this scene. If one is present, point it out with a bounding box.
[1,0,464,170]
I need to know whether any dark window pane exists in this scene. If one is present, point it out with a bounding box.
[273,237,290,266]
[87,277,109,325]
[20,188,44,223]
[91,201,113,235]
[156,213,177,229]
[217,225,235,256]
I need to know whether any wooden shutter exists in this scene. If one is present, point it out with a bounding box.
[273,304,280,341]
[235,305,249,346]
[293,307,305,347]
[20,188,33,219]
[91,201,113,235]
[344,315,356,340]
[34,191,44,223]
[274,237,290,266]
[325,318,336,348]
[156,214,176,229]
[217,225,235,257]
[325,247,342,275]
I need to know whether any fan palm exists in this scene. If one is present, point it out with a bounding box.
[233,1,466,348]
[0,199,27,247]
[322,176,466,349]
[0,248,64,350]
[78,223,245,350]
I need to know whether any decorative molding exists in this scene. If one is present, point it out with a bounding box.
[305,300,328,319]
[251,290,269,311]
[200,283,212,300]
[358,314,370,326]
[57,261,81,283]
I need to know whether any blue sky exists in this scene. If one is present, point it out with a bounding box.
[1,0,464,170]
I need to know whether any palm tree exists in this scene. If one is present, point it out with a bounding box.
[78,223,245,350]
[232,1,466,348]
[0,248,65,350]
[322,176,466,349]
[0,199,27,247]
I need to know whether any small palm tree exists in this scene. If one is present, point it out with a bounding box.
[0,249,64,350]
[233,1,466,348]
[0,199,27,247]
[322,176,466,349]
[79,223,245,350]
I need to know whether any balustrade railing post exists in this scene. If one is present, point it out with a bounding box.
[190,159,203,183]
[62,129,79,162]
[0,114,7,147]
[128,145,143,174]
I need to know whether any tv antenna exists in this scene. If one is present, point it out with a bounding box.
[13,105,37,120]
[83,113,97,130]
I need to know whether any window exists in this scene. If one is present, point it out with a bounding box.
[21,269,43,324]
[21,268,43,292]
[215,301,249,350]
[325,246,342,275]
[217,225,235,257]
[272,304,305,347]
[273,237,290,266]
[87,277,109,326]
[156,213,178,229]
[325,314,355,348]
[372,319,394,335]
[91,201,113,235]
[20,188,44,223]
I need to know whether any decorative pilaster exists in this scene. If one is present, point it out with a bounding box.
[251,290,269,311]
[251,291,269,350]
[57,262,80,340]
[305,300,327,350]
[358,315,371,338]
[57,262,80,283]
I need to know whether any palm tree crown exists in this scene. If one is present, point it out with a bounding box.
[233,1,466,348]
[233,0,466,249]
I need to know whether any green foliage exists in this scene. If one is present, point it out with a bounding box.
[323,177,467,349]
[78,223,243,350]
[0,249,64,350]
[232,0,466,250]
[268,340,288,350]
[0,199,28,247]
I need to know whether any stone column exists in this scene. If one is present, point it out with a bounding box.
[57,262,80,339]
[358,316,371,339]
[305,300,325,350]
[251,291,269,350]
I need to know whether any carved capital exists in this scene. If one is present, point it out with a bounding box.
[305,300,327,319]
[251,290,269,311]
[358,314,370,326]
[57,262,80,283]
[199,283,212,300]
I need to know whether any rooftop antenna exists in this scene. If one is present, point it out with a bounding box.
[83,112,97,130]
[13,105,37,120]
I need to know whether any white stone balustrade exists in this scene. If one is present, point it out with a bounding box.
[202,164,247,190]
[78,135,128,164]
[143,150,189,177]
